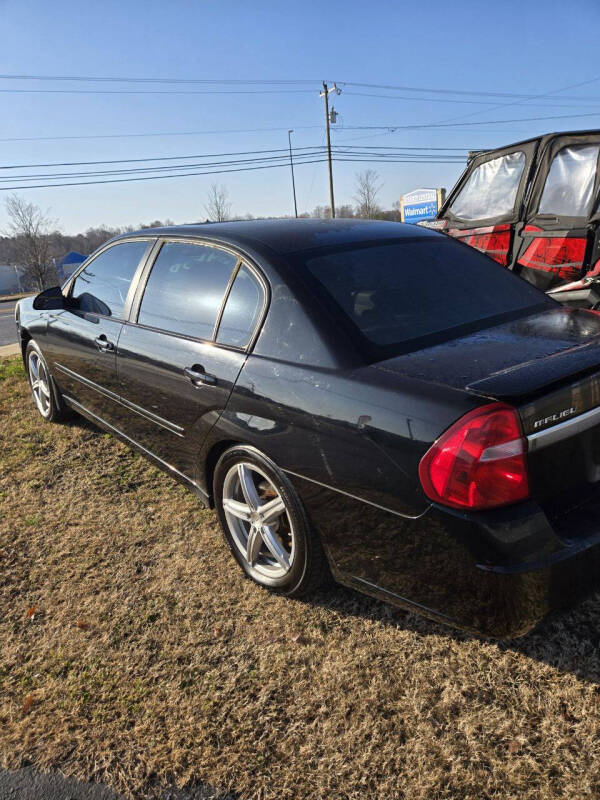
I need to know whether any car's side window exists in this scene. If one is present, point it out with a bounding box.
[538,144,600,218]
[216,265,264,348]
[70,241,149,318]
[137,241,238,341]
[449,151,526,220]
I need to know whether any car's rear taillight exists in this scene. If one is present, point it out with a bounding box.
[519,236,586,280]
[448,225,511,265]
[418,403,529,510]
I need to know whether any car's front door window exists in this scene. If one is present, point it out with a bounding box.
[449,151,526,221]
[70,241,149,318]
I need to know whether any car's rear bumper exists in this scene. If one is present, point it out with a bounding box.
[439,512,600,638]
[292,472,600,639]
[338,541,600,639]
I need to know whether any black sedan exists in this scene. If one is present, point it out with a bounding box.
[15,219,600,638]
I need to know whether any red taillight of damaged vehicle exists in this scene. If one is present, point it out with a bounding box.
[419,403,529,510]
[518,236,586,280]
[447,225,511,265]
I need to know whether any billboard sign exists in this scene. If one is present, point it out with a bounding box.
[400,188,444,224]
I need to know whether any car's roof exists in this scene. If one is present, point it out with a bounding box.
[114,217,437,255]
[468,128,600,159]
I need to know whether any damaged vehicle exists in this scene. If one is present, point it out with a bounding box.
[429,130,600,307]
[14,218,600,638]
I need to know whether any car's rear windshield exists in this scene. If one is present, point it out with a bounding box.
[296,237,553,359]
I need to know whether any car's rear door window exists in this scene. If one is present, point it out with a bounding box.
[538,144,600,218]
[137,241,238,340]
[300,237,552,358]
[449,151,526,220]
[216,265,264,348]
[70,241,149,318]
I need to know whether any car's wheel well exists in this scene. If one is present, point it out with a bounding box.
[204,439,240,507]
[20,329,32,364]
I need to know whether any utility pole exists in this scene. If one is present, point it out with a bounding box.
[287,129,298,218]
[320,81,341,218]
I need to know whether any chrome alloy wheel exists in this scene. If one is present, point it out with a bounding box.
[222,462,295,579]
[28,350,52,417]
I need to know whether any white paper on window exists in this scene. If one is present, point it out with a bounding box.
[450,151,526,221]
[538,144,599,218]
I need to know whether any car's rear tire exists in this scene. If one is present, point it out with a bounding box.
[213,445,330,597]
[25,340,71,423]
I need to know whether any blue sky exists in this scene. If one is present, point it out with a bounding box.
[1,0,599,233]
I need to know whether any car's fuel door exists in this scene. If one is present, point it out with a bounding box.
[436,140,539,267]
[515,134,600,293]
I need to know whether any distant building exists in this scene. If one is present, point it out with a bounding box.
[0,264,25,295]
[0,251,87,295]
[55,251,87,282]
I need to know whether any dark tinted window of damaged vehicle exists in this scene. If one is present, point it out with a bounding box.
[299,238,553,359]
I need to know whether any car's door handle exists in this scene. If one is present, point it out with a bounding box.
[94,335,115,352]
[183,365,217,386]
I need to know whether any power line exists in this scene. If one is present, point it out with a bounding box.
[0,157,330,191]
[0,125,323,143]
[336,144,469,150]
[336,110,600,130]
[344,90,600,110]
[0,153,468,191]
[3,74,600,102]
[3,106,597,146]
[0,144,466,171]
[433,74,600,126]
[1,87,594,106]
[0,74,323,85]
[0,145,330,170]
[0,88,317,95]
[332,150,464,160]
[333,127,571,139]
[0,151,329,182]
[339,81,600,102]
[334,157,464,163]
[0,147,465,183]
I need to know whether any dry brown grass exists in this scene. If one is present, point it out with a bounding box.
[1,355,600,799]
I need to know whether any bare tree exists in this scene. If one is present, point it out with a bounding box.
[204,184,232,222]
[311,205,332,219]
[140,218,175,229]
[3,195,57,290]
[82,226,124,253]
[336,204,356,219]
[390,199,403,222]
[354,170,383,219]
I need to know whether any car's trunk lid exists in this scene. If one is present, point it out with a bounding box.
[374,306,600,402]
[375,306,600,526]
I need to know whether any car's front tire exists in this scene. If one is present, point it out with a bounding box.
[213,445,329,597]
[25,340,70,423]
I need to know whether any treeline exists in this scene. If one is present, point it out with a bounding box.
[1,170,401,291]
[0,208,401,275]
[0,220,176,269]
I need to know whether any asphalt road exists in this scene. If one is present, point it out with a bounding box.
[0,767,236,799]
[0,301,18,347]
[0,767,121,799]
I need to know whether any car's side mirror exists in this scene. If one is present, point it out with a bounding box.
[32,286,66,310]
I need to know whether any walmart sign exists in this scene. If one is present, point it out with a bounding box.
[400,188,444,224]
